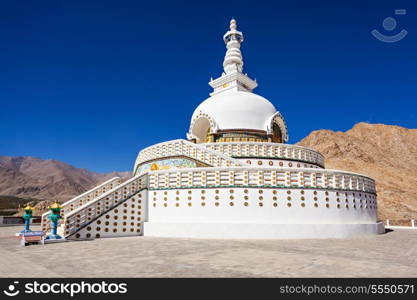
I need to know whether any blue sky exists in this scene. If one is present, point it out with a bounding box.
[1,0,416,173]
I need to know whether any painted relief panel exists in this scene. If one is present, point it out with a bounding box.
[136,158,198,175]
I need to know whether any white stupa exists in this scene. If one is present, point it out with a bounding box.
[42,19,384,240]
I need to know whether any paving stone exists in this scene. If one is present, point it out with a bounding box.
[1,226,416,277]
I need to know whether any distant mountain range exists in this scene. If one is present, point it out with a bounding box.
[0,156,131,214]
[1,123,416,220]
[297,122,417,221]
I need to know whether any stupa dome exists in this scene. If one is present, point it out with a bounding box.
[189,91,287,143]
[188,91,287,143]
[192,91,276,130]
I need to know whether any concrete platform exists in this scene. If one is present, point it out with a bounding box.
[0,226,416,277]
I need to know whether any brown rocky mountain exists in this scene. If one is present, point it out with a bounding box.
[297,122,417,221]
[0,156,131,214]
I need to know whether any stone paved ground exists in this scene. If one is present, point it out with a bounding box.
[1,226,416,277]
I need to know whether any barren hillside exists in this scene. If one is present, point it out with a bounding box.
[297,123,417,221]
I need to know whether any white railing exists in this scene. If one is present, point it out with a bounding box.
[41,177,122,232]
[134,139,246,175]
[148,167,376,194]
[63,174,148,238]
[203,142,325,168]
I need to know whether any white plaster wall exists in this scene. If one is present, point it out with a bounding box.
[144,222,385,239]
[147,188,377,225]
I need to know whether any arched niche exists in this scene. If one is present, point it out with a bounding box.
[265,112,289,143]
[271,123,282,143]
[188,113,217,144]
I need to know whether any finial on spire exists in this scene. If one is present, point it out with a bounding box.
[230,18,237,30]
[208,19,258,95]
[222,18,244,74]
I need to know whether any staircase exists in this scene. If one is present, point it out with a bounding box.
[41,177,122,234]
[62,174,148,240]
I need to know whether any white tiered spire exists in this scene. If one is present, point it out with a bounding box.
[222,19,244,74]
[209,19,258,96]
